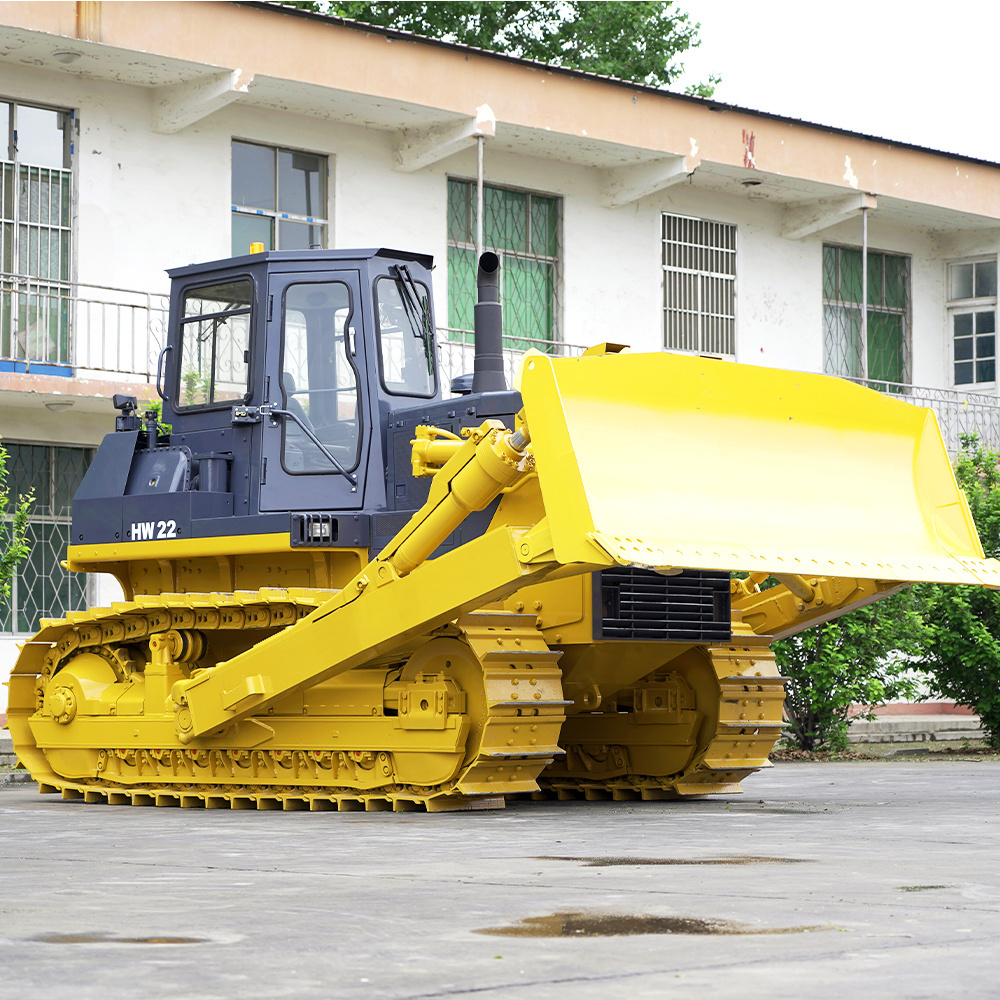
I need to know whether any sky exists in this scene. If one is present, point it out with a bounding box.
[673,1,999,164]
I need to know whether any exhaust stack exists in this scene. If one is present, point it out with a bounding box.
[472,251,506,393]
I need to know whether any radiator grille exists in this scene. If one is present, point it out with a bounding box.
[596,568,731,642]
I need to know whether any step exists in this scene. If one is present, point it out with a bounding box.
[0,733,33,784]
[847,715,985,744]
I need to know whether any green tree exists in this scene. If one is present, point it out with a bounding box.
[290,1,717,95]
[774,592,926,751]
[915,435,1000,747]
[0,440,34,607]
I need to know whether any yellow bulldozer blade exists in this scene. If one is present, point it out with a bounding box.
[518,351,1000,587]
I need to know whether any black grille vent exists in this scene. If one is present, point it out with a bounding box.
[596,568,731,642]
[290,513,339,547]
[374,510,414,541]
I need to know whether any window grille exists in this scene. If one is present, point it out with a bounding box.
[662,213,736,357]
[446,178,561,352]
[0,443,95,634]
[822,245,910,386]
[0,101,73,374]
[231,141,328,253]
[948,258,997,386]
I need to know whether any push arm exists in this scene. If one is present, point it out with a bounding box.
[731,572,905,640]
[171,421,573,741]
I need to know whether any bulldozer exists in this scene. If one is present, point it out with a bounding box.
[7,246,1000,811]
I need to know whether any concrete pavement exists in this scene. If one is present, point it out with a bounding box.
[1,760,999,999]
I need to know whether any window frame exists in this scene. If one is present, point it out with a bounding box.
[947,257,997,389]
[0,440,96,636]
[661,212,737,359]
[822,243,911,385]
[1,98,73,169]
[1,98,75,374]
[173,274,255,412]
[231,139,329,254]
[277,277,364,476]
[373,274,438,399]
[445,176,562,350]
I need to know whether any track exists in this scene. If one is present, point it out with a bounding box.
[538,623,787,800]
[8,596,783,810]
[6,593,566,812]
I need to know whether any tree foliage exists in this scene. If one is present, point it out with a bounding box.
[773,593,926,752]
[914,435,1000,747]
[0,440,34,603]
[288,1,717,94]
[775,433,1000,751]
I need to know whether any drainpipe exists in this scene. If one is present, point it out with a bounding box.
[861,204,868,382]
[476,134,484,262]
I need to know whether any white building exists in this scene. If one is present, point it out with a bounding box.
[3,0,1000,711]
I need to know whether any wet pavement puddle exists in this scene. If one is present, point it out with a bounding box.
[535,855,811,866]
[477,912,829,937]
[30,932,206,945]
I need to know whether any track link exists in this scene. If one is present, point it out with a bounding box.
[7,594,567,811]
[537,623,786,801]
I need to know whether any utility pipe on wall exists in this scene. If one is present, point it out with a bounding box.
[476,134,484,261]
[861,205,868,381]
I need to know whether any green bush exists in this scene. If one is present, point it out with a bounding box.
[914,435,1000,748]
[0,439,34,602]
[774,591,926,751]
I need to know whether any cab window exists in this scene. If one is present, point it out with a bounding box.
[375,273,436,397]
[176,279,252,408]
[280,281,361,474]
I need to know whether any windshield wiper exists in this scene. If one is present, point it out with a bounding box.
[392,264,432,366]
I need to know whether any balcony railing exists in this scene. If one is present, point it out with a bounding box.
[3,273,999,458]
[435,327,586,390]
[0,282,586,390]
[844,377,1000,455]
[0,273,169,380]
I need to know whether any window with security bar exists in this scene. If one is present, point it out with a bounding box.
[0,101,73,376]
[446,178,560,352]
[948,258,997,386]
[662,214,736,357]
[231,141,328,254]
[0,443,95,635]
[822,245,910,385]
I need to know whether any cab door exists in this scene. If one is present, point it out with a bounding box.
[258,271,368,512]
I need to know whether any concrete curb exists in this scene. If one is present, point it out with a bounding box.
[848,715,985,744]
[0,735,33,784]
[0,771,34,786]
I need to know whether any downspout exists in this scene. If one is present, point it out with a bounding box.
[861,205,868,381]
[476,134,484,262]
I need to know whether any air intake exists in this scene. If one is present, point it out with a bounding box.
[471,251,506,393]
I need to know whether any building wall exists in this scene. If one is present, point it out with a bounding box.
[1,52,998,713]
[0,59,979,376]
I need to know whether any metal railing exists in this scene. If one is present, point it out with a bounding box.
[436,327,586,390]
[0,273,169,380]
[845,377,1000,455]
[0,279,589,388]
[2,273,998,458]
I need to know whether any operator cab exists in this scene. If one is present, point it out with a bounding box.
[160,248,438,519]
[73,247,520,553]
